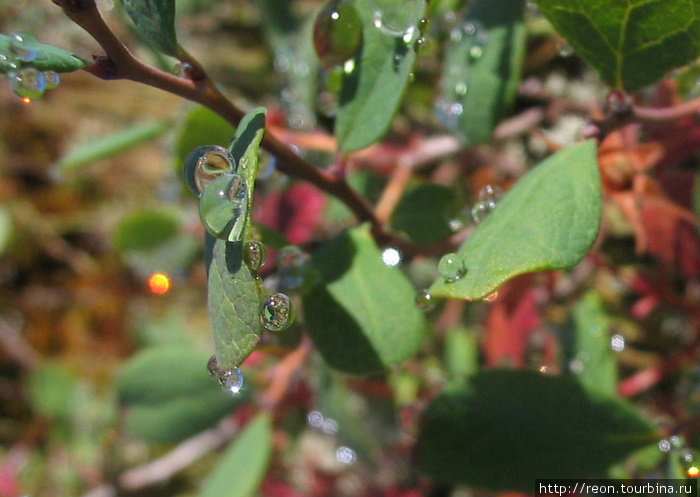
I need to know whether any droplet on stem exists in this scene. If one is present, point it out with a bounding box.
[438,253,467,282]
[261,292,294,331]
[477,184,504,203]
[471,200,497,223]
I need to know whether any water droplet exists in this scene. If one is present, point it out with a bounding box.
[438,253,466,282]
[10,32,39,62]
[434,97,464,131]
[43,70,60,89]
[343,58,356,74]
[313,0,363,68]
[610,334,625,352]
[336,446,356,464]
[415,289,435,311]
[218,367,244,395]
[261,292,294,331]
[381,247,402,267]
[606,90,632,115]
[557,38,574,57]
[659,439,672,452]
[372,1,422,39]
[98,0,115,10]
[184,145,235,195]
[477,184,504,203]
[569,359,584,374]
[483,291,499,302]
[307,410,325,428]
[244,240,266,272]
[173,61,193,77]
[459,21,487,61]
[10,67,46,100]
[321,417,338,435]
[684,450,696,463]
[207,355,219,376]
[670,435,684,448]
[199,173,249,241]
[471,200,497,223]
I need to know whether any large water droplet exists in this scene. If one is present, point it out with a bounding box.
[336,446,356,464]
[183,145,236,195]
[415,289,435,311]
[10,67,46,100]
[307,410,325,428]
[438,253,466,282]
[658,439,672,452]
[277,246,311,291]
[207,355,219,376]
[244,240,267,272]
[261,292,294,331]
[199,173,249,241]
[610,334,625,352]
[10,32,39,62]
[218,367,244,395]
[313,0,363,68]
[372,1,422,40]
[43,70,60,89]
[471,200,497,223]
[381,247,402,267]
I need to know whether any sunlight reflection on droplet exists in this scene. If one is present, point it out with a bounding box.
[382,248,401,267]
[611,334,625,352]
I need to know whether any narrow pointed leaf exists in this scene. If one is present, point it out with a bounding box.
[417,369,657,492]
[439,0,525,145]
[335,0,425,152]
[199,413,273,497]
[304,225,426,374]
[0,33,86,74]
[122,0,179,56]
[534,0,700,92]
[207,108,267,369]
[429,141,601,300]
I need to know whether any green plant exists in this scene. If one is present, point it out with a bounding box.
[1,0,700,496]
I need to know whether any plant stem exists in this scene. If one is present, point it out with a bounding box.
[54,0,433,254]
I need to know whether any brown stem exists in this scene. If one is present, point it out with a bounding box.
[55,0,432,254]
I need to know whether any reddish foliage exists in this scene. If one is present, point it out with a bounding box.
[254,183,326,245]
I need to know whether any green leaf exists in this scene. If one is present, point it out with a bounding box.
[57,121,171,173]
[113,208,180,253]
[335,0,425,152]
[429,141,601,300]
[207,108,267,369]
[304,225,426,374]
[0,33,86,74]
[27,363,78,422]
[417,369,657,492]
[199,413,273,497]
[117,346,243,443]
[534,0,700,92]
[439,0,525,145]
[175,105,235,169]
[121,0,179,56]
[444,327,479,382]
[390,183,459,245]
[572,292,617,397]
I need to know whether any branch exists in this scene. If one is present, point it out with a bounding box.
[53,0,432,255]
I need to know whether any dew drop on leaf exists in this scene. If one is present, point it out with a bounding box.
[478,184,504,203]
[10,32,38,62]
[43,71,60,90]
[244,240,267,272]
[313,0,363,68]
[471,200,497,223]
[438,252,466,283]
[199,173,249,241]
[372,0,422,40]
[415,289,435,311]
[218,367,244,395]
[207,355,219,376]
[184,145,236,195]
[261,292,294,332]
[10,67,46,100]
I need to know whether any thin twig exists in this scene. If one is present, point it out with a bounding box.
[259,335,313,409]
[54,0,430,254]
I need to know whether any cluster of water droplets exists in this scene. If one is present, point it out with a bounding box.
[435,18,487,136]
[207,355,245,395]
[307,410,357,465]
[656,434,700,477]
[449,184,504,232]
[2,33,61,102]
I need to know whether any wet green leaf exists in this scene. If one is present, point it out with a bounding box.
[335,0,425,152]
[121,0,179,56]
[417,369,657,492]
[117,347,243,443]
[304,225,426,374]
[572,292,617,396]
[58,121,171,173]
[0,33,86,74]
[390,183,459,245]
[199,413,273,497]
[207,108,267,369]
[534,0,700,92]
[440,0,525,145]
[430,141,601,300]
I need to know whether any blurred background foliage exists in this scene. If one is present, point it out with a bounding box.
[0,0,699,496]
